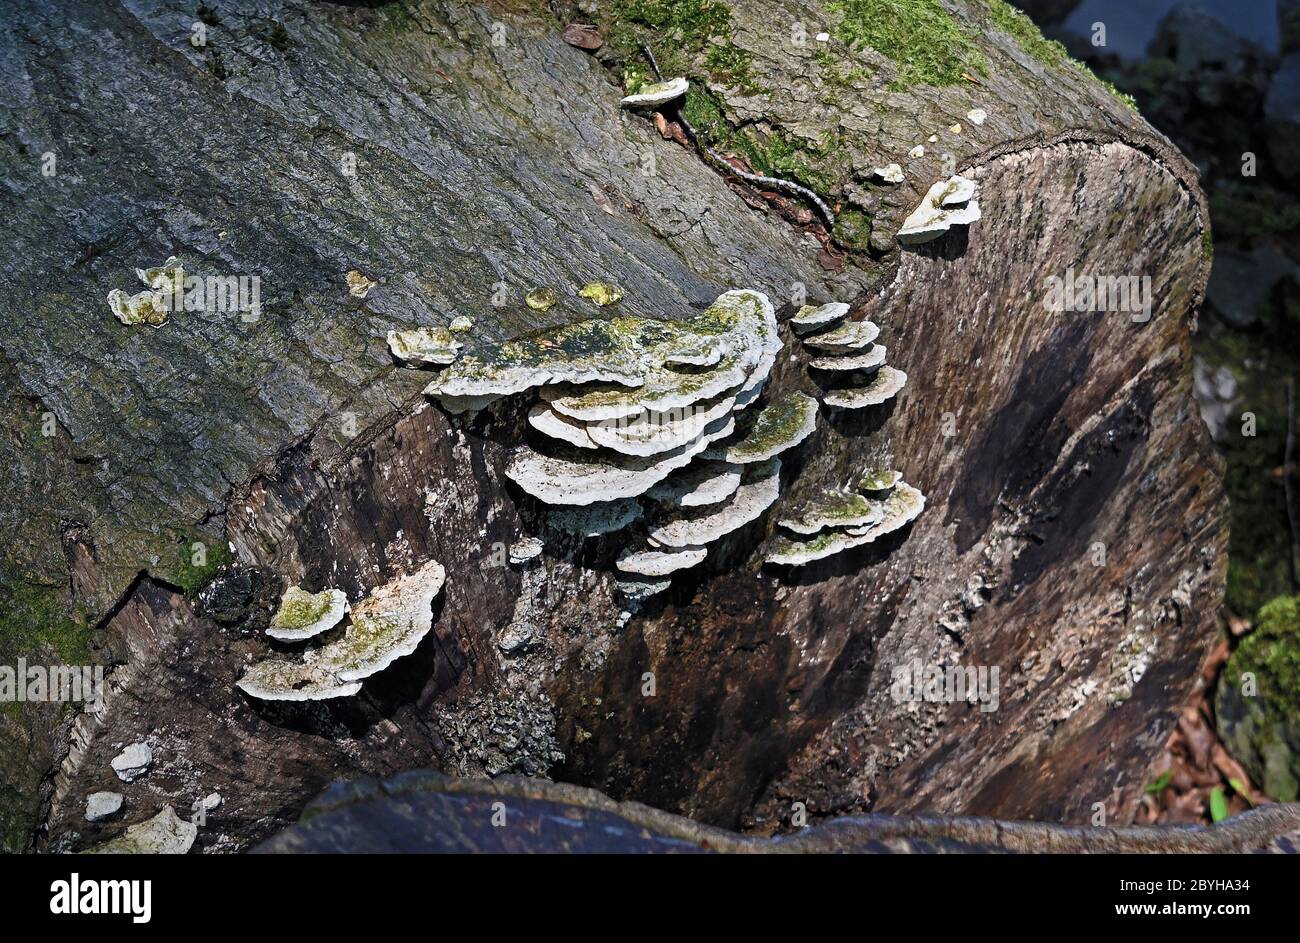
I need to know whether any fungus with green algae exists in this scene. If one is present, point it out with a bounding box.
[766,481,926,566]
[809,344,887,372]
[791,302,850,335]
[801,319,880,352]
[267,586,349,642]
[709,392,818,464]
[387,326,463,366]
[578,281,625,306]
[236,559,446,701]
[526,287,559,311]
[778,488,883,536]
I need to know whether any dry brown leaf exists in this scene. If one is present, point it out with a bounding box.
[562,23,604,51]
[589,182,615,216]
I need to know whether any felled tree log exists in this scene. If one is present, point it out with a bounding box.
[256,771,1300,853]
[0,0,1220,851]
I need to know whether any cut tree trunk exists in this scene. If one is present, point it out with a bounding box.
[0,0,1221,851]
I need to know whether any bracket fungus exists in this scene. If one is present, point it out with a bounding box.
[809,344,887,373]
[108,256,181,326]
[645,460,742,509]
[267,586,349,642]
[108,288,169,327]
[777,488,883,536]
[388,327,463,366]
[872,163,905,184]
[509,537,545,565]
[767,480,926,567]
[421,287,887,598]
[620,77,689,109]
[897,175,982,245]
[822,365,908,409]
[801,319,881,352]
[578,281,624,306]
[526,287,559,312]
[708,392,818,464]
[237,559,446,701]
[791,302,850,335]
[646,459,781,548]
[793,304,906,411]
[617,544,708,577]
[504,413,735,505]
[858,468,903,494]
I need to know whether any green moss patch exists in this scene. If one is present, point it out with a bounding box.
[168,534,231,597]
[829,0,987,88]
[681,87,846,195]
[607,0,758,92]
[0,572,91,670]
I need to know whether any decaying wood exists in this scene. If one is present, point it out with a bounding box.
[0,0,1224,852]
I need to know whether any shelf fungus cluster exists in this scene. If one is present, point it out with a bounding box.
[425,289,824,598]
[793,302,907,410]
[107,256,184,327]
[766,469,926,566]
[897,175,981,245]
[236,560,446,701]
[621,77,689,110]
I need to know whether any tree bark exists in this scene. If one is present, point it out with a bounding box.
[0,0,1221,851]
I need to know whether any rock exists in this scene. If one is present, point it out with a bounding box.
[1205,245,1296,329]
[1192,358,1239,443]
[110,743,152,783]
[1148,2,1263,73]
[1266,53,1300,186]
[88,805,196,855]
[1216,596,1300,802]
[85,792,123,822]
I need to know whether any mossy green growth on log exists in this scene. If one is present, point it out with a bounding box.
[168,533,231,597]
[607,0,757,92]
[680,87,846,196]
[829,0,988,87]
[982,0,1138,110]
[0,570,92,672]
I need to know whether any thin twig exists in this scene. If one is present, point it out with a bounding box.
[640,43,835,229]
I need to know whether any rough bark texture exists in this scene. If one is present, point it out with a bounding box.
[1,0,1222,852]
